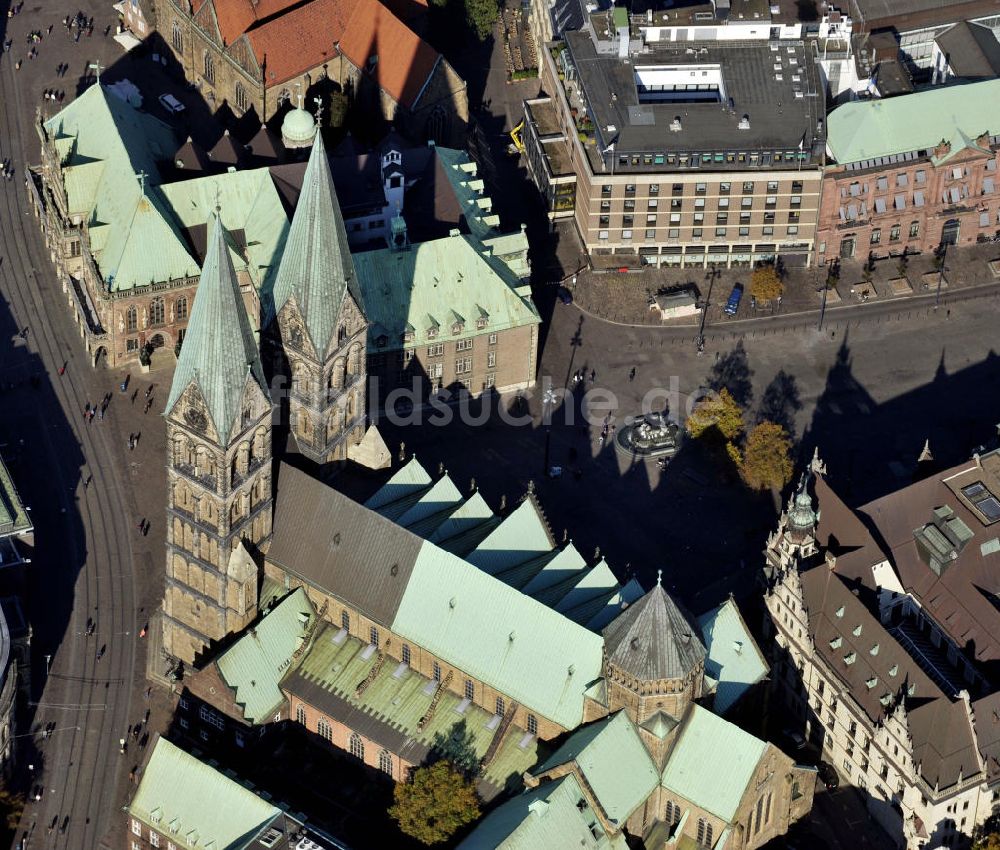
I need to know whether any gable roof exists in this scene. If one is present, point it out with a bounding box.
[660,705,768,822]
[826,79,1000,166]
[352,232,539,350]
[533,711,659,824]
[129,738,281,848]
[164,212,270,443]
[697,597,769,715]
[268,130,358,354]
[602,584,707,682]
[457,774,628,850]
[214,587,315,724]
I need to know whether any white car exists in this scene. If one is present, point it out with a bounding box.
[158,93,185,114]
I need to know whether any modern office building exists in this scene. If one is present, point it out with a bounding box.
[523,9,831,268]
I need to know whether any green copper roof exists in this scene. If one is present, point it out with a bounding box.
[281,107,316,143]
[269,130,358,355]
[466,498,554,575]
[392,539,605,729]
[0,456,31,538]
[288,624,540,788]
[458,774,629,850]
[160,169,290,292]
[534,711,659,824]
[165,212,270,442]
[826,79,1000,165]
[129,738,280,848]
[352,232,539,349]
[697,598,768,715]
[216,587,315,724]
[660,705,768,821]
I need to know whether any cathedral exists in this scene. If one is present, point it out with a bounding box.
[161,128,372,666]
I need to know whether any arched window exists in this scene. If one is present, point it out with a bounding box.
[297,410,311,437]
[203,51,215,84]
[171,20,183,52]
[235,82,249,113]
[341,610,350,632]
[150,297,165,326]
[176,296,188,320]
[126,306,138,333]
[296,705,306,725]
[527,714,537,736]
[349,732,365,761]
[317,718,332,741]
[401,644,411,665]
[696,818,713,847]
[378,749,393,776]
[495,696,505,717]
[665,800,680,825]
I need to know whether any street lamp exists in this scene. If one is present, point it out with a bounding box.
[933,242,948,310]
[542,387,557,475]
[44,654,51,677]
[697,263,718,354]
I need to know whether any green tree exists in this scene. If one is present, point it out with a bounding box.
[390,761,481,845]
[686,388,744,442]
[974,834,1000,850]
[749,265,784,303]
[739,422,793,491]
[0,786,23,834]
[464,0,499,40]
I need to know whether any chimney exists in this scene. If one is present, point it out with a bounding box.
[825,551,837,570]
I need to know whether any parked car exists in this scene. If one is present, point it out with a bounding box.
[158,93,185,113]
[782,727,807,750]
[557,286,573,305]
[817,760,840,790]
[723,282,744,315]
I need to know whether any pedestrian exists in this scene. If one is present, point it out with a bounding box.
[142,520,149,537]
[145,385,153,399]
[131,388,138,405]
[137,518,145,533]
[85,473,92,486]
[144,398,152,414]
[628,366,636,382]
[590,368,596,382]
[58,362,65,375]
[144,686,151,700]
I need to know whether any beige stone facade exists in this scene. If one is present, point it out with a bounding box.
[816,136,1000,265]
[163,381,273,665]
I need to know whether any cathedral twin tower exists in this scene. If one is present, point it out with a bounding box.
[161,133,368,665]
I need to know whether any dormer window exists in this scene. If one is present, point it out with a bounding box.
[427,326,439,340]
[376,334,388,348]
[402,329,415,344]
[476,316,488,330]
[451,322,464,335]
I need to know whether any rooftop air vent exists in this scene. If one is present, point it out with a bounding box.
[670,116,682,132]
[738,115,751,130]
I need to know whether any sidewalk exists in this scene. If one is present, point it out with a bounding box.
[572,242,1000,327]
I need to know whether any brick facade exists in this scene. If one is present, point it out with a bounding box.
[817,135,1000,264]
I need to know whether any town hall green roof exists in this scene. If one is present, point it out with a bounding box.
[129,738,281,848]
[826,79,1000,165]
[0,456,31,538]
[352,232,539,349]
[165,212,270,443]
[268,130,358,355]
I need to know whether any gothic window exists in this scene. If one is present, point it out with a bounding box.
[341,610,350,632]
[297,410,311,438]
[401,644,411,665]
[277,89,291,106]
[349,732,364,761]
[235,82,249,113]
[665,800,680,825]
[527,714,538,735]
[176,296,188,320]
[126,306,138,333]
[150,297,165,326]
[464,679,474,701]
[495,696,505,717]
[171,21,183,52]
[378,749,393,776]
[338,325,348,345]
[317,718,332,741]
[697,818,713,847]
[295,705,306,725]
[203,51,215,85]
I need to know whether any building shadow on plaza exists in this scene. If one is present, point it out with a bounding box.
[0,290,88,790]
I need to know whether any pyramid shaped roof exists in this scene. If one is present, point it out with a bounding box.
[602,583,707,681]
[166,212,269,442]
[269,130,358,355]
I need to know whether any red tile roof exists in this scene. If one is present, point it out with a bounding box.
[338,0,440,106]
[217,0,440,107]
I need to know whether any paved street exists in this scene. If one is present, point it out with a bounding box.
[0,4,177,848]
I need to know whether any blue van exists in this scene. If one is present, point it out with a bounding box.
[723,283,744,316]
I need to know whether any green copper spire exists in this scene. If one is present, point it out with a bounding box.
[270,130,357,355]
[166,212,269,442]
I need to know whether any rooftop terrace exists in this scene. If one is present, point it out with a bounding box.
[563,29,825,174]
